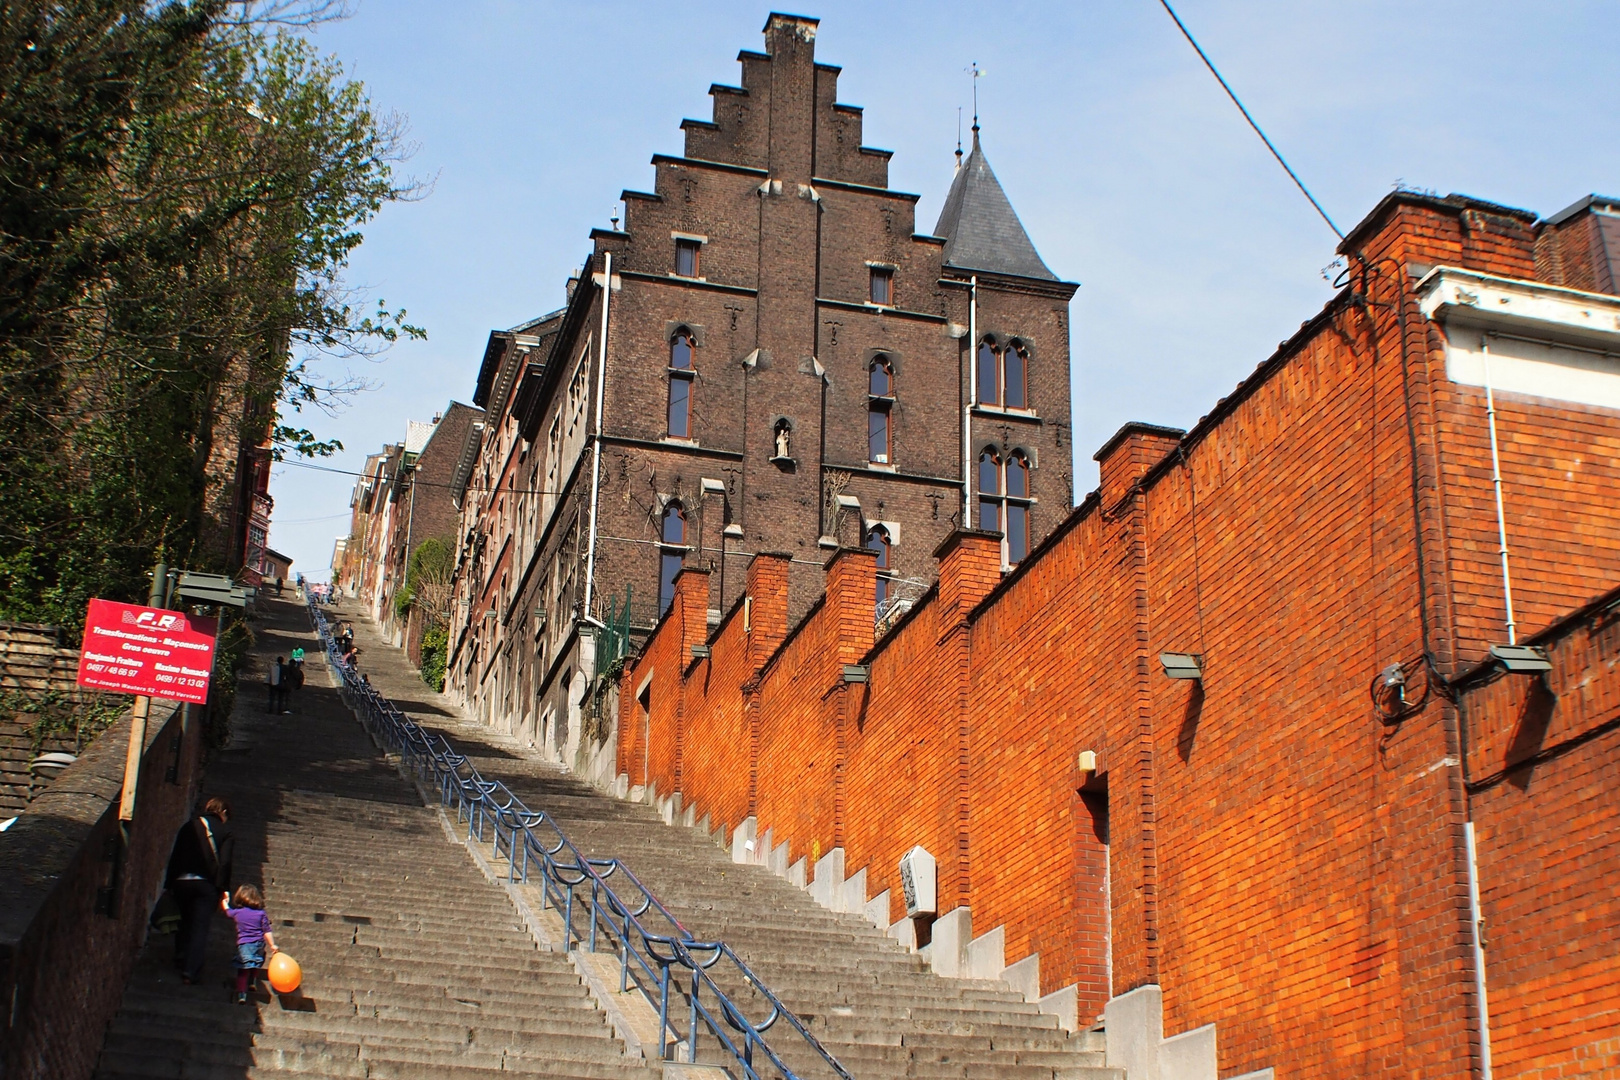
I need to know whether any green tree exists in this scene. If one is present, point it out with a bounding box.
[0,1,421,638]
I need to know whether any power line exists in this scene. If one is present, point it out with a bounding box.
[276,456,570,499]
[1155,0,1345,241]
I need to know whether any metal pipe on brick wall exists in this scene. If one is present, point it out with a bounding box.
[1464,821,1495,1080]
[963,275,978,519]
[1480,337,1517,644]
[582,252,613,628]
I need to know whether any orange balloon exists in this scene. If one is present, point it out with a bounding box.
[267,951,302,993]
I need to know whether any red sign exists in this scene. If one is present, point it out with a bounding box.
[76,599,218,705]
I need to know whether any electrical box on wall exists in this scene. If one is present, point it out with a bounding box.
[899,846,937,917]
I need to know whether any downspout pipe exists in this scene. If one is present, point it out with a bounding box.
[1480,337,1517,644]
[583,252,613,628]
[963,275,978,521]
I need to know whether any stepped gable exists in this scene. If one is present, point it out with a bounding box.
[933,129,1057,281]
[679,13,893,187]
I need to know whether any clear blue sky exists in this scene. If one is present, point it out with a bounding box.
[269,0,1620,579]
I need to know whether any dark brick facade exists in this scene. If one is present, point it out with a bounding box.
[443,14,1075,780]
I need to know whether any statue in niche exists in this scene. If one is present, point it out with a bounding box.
[773,419,792,460]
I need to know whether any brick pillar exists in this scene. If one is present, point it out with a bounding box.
[823,547,877,849]
[1094,422,1183,512]
[931,529,1002,911]
[743,553,792,815]
[671,567,711,797]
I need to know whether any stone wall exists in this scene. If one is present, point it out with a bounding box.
[0,702,199,1080]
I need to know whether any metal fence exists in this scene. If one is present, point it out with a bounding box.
[308,599,852,1080]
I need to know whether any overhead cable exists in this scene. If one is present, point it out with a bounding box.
[1155,0,1345,241]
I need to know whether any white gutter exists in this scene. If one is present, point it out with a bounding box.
[583,252,613,626]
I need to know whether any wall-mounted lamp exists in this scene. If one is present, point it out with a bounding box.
[691,644,711,659]
[1379,662,1407,704]
[841,664,869,684]
[1490,644,1551,674]
[1160,652,1203,680]
[1076,750,1098,775]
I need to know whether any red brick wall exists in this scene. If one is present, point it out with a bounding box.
[617,192,1620,1080]
[1460,599,1620,1080]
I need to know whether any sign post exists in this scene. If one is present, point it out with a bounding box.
[76,586,218,822]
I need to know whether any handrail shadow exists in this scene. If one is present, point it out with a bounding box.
[308,599,854,1080]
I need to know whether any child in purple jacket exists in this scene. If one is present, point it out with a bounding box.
[222,884,277,1003]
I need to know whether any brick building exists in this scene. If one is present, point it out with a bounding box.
[442,14,1076,781]
[341,404,481,658]
[616,188,1620,1080]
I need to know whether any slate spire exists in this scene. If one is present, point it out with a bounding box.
[932,129,1057,281]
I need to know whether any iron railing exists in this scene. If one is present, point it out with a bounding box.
[307,600,852,1080]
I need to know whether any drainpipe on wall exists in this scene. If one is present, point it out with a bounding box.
[963,275,978,521]
[1464,820,1494,1080]
[1480,337,1517,644]
[582,252,613,637]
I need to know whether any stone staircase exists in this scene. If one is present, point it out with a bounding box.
[346,608,1122,1080]
[93,599,653,1080]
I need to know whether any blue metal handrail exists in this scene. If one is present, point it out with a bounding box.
[308,601,854,1080]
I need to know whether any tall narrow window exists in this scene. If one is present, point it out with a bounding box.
[1005,452,1031,563]
[869,267,893,306]
[867,525,893,611]
[977,448,1001,532]
[668,329,695,438]
[977,339,999,406]
[674,239,701,278]
[659,502,686,615]
[1003,341,1028,409]
[868,354,893,464]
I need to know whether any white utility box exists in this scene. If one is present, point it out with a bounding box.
[899,845,937,917]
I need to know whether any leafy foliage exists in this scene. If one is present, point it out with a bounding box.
[0,1,421,639]
[395,537,452,624]
[1,689,126,752]
[418,624,447,693]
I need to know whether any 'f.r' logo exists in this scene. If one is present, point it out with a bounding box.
[133,611,179,631]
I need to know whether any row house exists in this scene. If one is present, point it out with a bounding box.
[442,13,1076,782]
[340,405,480,660]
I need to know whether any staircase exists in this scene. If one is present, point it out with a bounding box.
[347,610,1121,1080]
[93,600,653,1080]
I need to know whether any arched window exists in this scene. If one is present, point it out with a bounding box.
[668,330,695,438]
[977,448,1001,532]
[1003,341,1028,410]
[868,354,893,464]
[1005,452,1031,562]
[659,502,686,614]
[978,449,1033,565]
[866,524,892,610]
[977,339,999,407]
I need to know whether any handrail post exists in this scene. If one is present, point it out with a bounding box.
[658,965,672,1061]
[688,970,701,1064]
[589,880,600,953]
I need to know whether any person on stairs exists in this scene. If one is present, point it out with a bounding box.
[266,656,284,714]
[222,884,277,1003]
[164,796,234,985]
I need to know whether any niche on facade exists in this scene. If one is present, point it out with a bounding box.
[769,416,796,469]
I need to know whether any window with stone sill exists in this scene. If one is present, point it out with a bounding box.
[977,447,1032,565]
[659,502,687,615]
[668,329,696,439]
[868,354,894,464]
[869,267,894,306]
[866,524,893,610]
[976,337,1031,410]
[674,239,701,278]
